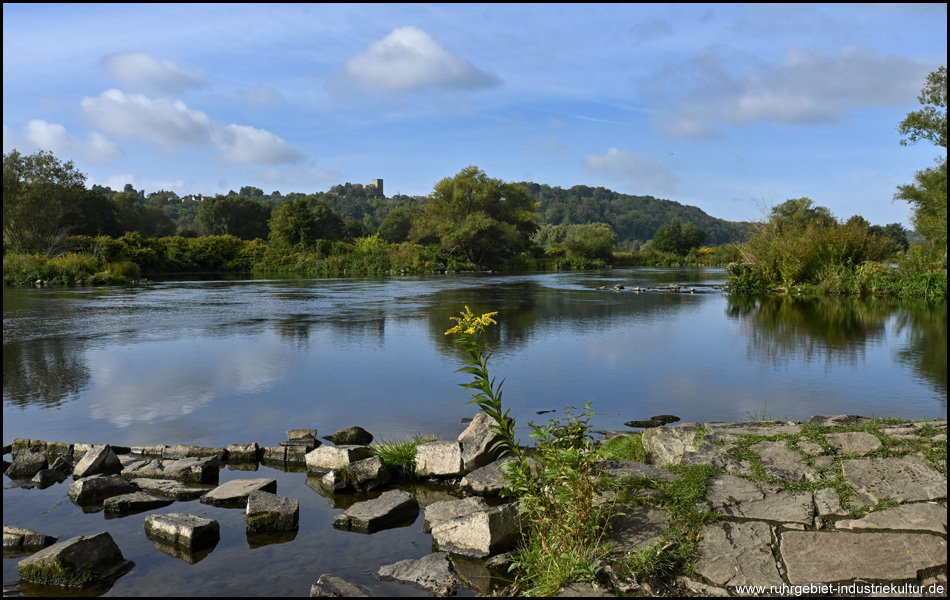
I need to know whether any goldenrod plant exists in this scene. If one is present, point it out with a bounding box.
[446,307,615,596]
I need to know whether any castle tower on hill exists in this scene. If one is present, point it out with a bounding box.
[372,178,384,198]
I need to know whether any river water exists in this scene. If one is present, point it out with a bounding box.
[3,268,946,595]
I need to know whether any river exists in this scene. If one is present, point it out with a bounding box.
[3,268,946,595]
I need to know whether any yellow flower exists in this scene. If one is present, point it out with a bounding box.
[445,306,498,336]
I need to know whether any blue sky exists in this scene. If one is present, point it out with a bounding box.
[3,3,946,227]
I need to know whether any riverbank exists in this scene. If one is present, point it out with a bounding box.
[3,414,946,596]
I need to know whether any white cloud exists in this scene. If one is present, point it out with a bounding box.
[648,47,935,138]
[583,148,677,195]
[212,124,303,164]
[336,26,500,94]
[81,89,302,164]
[82,89,213,146]
[103,52,206,93]
[14,119,123,162]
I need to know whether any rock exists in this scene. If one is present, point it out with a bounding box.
[121,456,219,484]
[134,478,211,500]
[11,439,72,462]
[423,497,490,533]
[326,426,374,446]
[641,422,702,466]
[555,582,613,597]
[431,503,520,557]
[310,574,372,597]
[322,455,391,492]
[808,414,870,427]
[696,521,783,587]
[377,552,461,595]
[68,474,139,505]
[3,526,57,552]
[246,490,299,533]
[700,474,814,526]
[597,460,679,482]
[842,456,947,506]
[333,489,419,533]
[813,487,849,518]
[415,441,464,477]
[288,429,318,441]
[6,448,48,479]
[749,440,820,482]
[781,531,947,584]
[460,457,514,495]
[226,443,260,463]
[17,532,133,588]
[200,478,277,507]
[608,506,669,554]
[72,445,123,479]
[834,501,947,533]
[103,491,174,514]
[458,413,504,472]
[162,444,227,461]
[145,513,220,550]
[305,445,374,471]
[825,432,883,455]
[675,576,731,597]
[31,468,68,489]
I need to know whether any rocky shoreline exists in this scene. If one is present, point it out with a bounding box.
[3,414,947,597]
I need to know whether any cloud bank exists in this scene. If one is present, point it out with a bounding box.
[103,52,206,94]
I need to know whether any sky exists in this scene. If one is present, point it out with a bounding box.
[3,3,947,227]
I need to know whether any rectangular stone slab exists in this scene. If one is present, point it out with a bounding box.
[782,531,947,584]
[199,478,277,507]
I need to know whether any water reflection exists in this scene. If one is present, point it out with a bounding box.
[727,295,947,404]
[2,338,89,408]
[895,301,948,403]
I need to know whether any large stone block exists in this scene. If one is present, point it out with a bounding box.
[415,441,464,477]
[423,497,490,533]
[200,478,277,508]
[72,445,123,479]
[458,413,504,472]
[121,456,219,484]
[6,448,48,479]
[431,502,521,557]
[305,445,374,471]
[17,532,133,588]
[246,490,299,533]
[332,489,419,533]
[695,521,782,587]
[641,422,702,466]
[782,531,947,584]
[145,513,220,550]
[68,474,139,505]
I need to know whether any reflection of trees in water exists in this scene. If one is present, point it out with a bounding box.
[427,280,694,359]
[271,311,387,348]
[726,295,892,367]
[895,301,947,404]
[3,338,89,408]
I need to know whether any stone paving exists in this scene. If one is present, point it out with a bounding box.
[609,416,947,597]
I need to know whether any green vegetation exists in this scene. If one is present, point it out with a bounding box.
[371,434,439,480]
[446,307,615,596]
[727,197,946,299]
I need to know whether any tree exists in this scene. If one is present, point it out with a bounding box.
[769,197,835,231]
[895,158,947,246]
[377,206,419,243]
[412,166,538,265]
[197,195,271,240]
[268,195,345,249]
[899,66,947,149]
[3,149,87,254]
[564,223,616,260]
[652,220,706,255]
[896,67,947,247]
